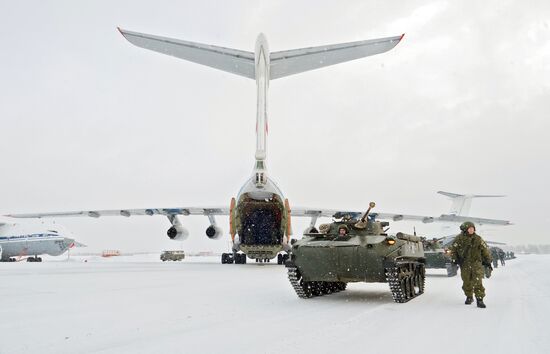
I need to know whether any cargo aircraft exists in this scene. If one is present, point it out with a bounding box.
[7,29,511,264]
[0,218,84,262]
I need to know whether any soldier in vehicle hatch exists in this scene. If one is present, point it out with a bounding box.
[450,221,492,309]
[429,238,441,251]
[337,225,349,238]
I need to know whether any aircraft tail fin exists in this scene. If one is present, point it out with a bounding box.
[437,191,506,216]
[269,34,404,79]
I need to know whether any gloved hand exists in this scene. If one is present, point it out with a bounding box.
[484,264,493,278]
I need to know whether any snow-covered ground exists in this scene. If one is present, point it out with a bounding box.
[0,255,547,354]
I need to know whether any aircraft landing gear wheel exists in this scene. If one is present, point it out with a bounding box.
[234,253,247,264]
[221,253,234,264]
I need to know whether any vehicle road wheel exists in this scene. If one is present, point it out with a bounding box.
[282,254,290,263]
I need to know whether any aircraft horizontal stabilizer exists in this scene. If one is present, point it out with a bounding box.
[118,28,256,79]
[437,191,463,198]
[118,28,403,80]
[437,191,506,198]
[270,34,404,79]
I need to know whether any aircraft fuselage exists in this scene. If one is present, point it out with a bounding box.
[0,224,75,261]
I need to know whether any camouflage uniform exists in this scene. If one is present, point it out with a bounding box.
[498,249,506,266]
[450,222,492,300]
[490,247,499,268]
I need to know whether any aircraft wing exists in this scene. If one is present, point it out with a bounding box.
[435,214,512,226]
[289,208,358,218]
[486,240,507,246]
[6,207,229,219]
[424,234,507,248]
[290,208,511,225]
[289,208,446,223]
[270,34,404,79]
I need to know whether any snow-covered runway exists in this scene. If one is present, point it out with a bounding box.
[1,255,547,354]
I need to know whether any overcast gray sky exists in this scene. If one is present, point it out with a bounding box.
[1,0,549,252]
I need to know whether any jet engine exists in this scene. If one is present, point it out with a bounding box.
[167,225,189,241]
[206,225,223,240]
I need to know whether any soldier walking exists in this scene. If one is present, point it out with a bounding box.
[498,249,506,266]
[450,221,492,308]
[490,247,499,268]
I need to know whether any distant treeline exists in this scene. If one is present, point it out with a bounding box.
[504,244,550,254]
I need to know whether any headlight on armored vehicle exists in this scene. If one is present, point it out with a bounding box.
[386,238,396,245]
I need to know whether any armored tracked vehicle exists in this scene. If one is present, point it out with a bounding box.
[423,237,458,277]
[285,203,426,303]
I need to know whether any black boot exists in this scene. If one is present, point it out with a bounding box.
[476,298,486,308]
[465,296,473,305]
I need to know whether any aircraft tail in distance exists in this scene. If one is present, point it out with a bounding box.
[437,191,506,216]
